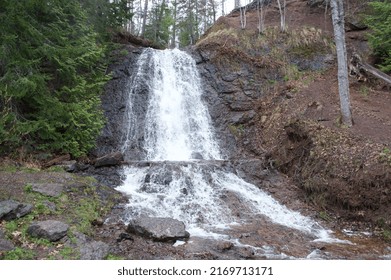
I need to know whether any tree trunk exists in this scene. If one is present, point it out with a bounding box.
[331,0,353,126]
[276,0,286,32]
[210,0,216,23]
[171,0,177,48]
[257,0,266,34]
[141,0,148,37]
[240,6,247,29]
[155,0,166,42]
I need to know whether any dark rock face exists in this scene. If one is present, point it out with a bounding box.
[0,200,33,221]
[190,47,265,159]
[31,183,64,197]
[94,151,124,167]
[127,217,190,242]
[92,46,145,159]
[27,220,69,242]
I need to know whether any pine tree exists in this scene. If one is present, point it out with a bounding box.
[365,1,391,72]
[0,0,108,157]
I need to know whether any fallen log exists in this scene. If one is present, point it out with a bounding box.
[349,53,391,85]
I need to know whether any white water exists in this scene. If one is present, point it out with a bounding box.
[117,48,334,244]
[144,48,221,161]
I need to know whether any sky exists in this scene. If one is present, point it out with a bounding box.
[223,0,252,15]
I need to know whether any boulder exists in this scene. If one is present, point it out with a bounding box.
[80,240,110,260]
[0,229,15,252]
[94,152,124,167]
[127,217,190,242]
[0,200,33,221]
[0,238,15,252]
[27,220,69,242]
[31,183,64,197]
[191,152,204,160]
[71,232,109,260]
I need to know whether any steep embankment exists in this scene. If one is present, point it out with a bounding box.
[192,0,391,237]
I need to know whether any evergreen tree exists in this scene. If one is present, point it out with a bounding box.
[0,0,108,157]
[365,1,391,72]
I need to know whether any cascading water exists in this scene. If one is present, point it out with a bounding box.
[117,48,342,258]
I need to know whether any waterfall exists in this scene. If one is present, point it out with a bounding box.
[117,48,335,246]
[143,49,221,161]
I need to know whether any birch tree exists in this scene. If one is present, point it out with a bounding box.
[240,5,247,29]
[276,0,286,32]
[331,0,353,126]
[257,0,266,34]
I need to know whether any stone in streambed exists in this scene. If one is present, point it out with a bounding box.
[127,217,190,242]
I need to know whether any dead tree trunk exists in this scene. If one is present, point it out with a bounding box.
[331,0,353,126]
[276,0,286,32]
[350,54,391,85]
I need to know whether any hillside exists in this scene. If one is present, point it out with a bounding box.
[193,0,391,233]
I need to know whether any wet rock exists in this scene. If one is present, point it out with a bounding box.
[235,159,269,184]
[31,183,64,197]
[27,220,69,242]
[154,171,173,186]
[127,217,190,242]
[0,200,33,221]
[216,241,234,252]
[191,152,204,160]
[95,151,124,167]
[116,232,134,242]
[237,246,255,259]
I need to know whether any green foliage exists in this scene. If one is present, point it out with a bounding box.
[2,247,35,260]
[80,0,133,39]
[0,0,108,158]
[106,254,124,260]
[365,1,391,72]
[144,2,174,46]
[59,246,80,260]
[379,147,391,165]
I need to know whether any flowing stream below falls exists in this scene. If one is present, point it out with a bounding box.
[114,48,391,259]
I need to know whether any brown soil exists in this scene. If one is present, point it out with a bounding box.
[221,1,391,232]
